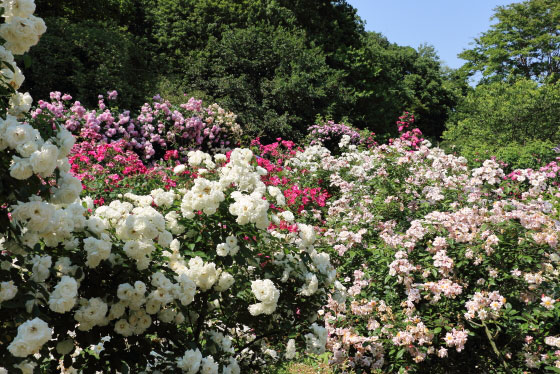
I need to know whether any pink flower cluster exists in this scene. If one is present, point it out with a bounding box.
[69,140,147,187]
[443,328,469,352]
[31,91,243,163]
[464,291,507,321]
[390,112,425,150]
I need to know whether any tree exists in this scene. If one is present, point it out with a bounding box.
[20,18,153,109]
[182,25,343,140]
[459,0,560,83]
[343,33,464,138]
[442,79,560,170]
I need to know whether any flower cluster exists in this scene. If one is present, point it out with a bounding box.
[307,120,375,154]
[30,92,243,163]
[1,126,334,373]
[256,121,560,372]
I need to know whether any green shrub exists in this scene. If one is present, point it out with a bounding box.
[20,17,153,108]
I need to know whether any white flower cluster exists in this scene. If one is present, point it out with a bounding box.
[471,159,505,185]
[83,234,112,268]
[216,235,239,256]
[2,115,77,181]
[338,134,352,148]
[298,223,316,249]
[0,0,46,55]
[177,348,239,374]
[48,275,78,313]
[209,330,235,354]
[188,149,216,169]
[0,280,17,304]
[285,338,297,359]
[0,45,24,90]
[0,6,77,214]
[545,336,560,348]
[286,144,331,172]
[30,254,51,282]
[219,148,263,192]
[229,190,269,230]
[164,241,234,294]
[74,297,109,331]
[304,323,328,354]
[181,178,224,217]
[150,188,176,207]
[93,200,170,270]
[0,0,46,117]
[7,317,52,357]
[267,186,286,206]
[248,279,280,315]
[177,348,202,373]
[180,148,273,231]
[186,256,219,291]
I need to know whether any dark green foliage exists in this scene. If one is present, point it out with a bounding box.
[343,33,465,138]
[29,0,461,139]
[19,17,153,109]
[180,25,344,140]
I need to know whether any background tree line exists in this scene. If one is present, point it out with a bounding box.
[22,0,560,169]
[23,0,464,141]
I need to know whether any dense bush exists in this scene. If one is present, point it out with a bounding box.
[276,122,560,373]
[31,91,242,162]
[1,6,335,373]
[20,17,152,110]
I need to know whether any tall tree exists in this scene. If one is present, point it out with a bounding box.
[442,79,560,170]
[344,33,464,138]
[182,25,343,140]
[459,0,560,83]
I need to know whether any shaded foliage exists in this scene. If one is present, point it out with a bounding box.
[19,17,153,109]
[30,0,460,140]
[344,33,465,138]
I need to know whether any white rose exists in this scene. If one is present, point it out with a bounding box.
[173,164,186,174]
[8,317,52,357]
[0,281,18,302]
[29,143,59,176]
[177,348,202,374]
[3,0,36,18]
[9,155,33,179]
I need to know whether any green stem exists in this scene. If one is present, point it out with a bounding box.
[483,322,511,374]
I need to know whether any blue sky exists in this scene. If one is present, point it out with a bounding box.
[346,0,518,69]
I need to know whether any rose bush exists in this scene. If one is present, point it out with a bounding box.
[279,120,560,373]
[0,3,336,373]
[2,2,560,373]
[30,91,242,163]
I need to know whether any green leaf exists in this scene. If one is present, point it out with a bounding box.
[23,54,32,68]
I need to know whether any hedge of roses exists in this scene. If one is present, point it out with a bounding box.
[2,2,560,374]
[32,90,242,163]
[235,118,560,373]
[281,125,560,373]
[0,3,335,373]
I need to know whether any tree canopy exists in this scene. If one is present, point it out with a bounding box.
[27,0,462,140]
[459,0,560,83]
[442,79,560,170]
